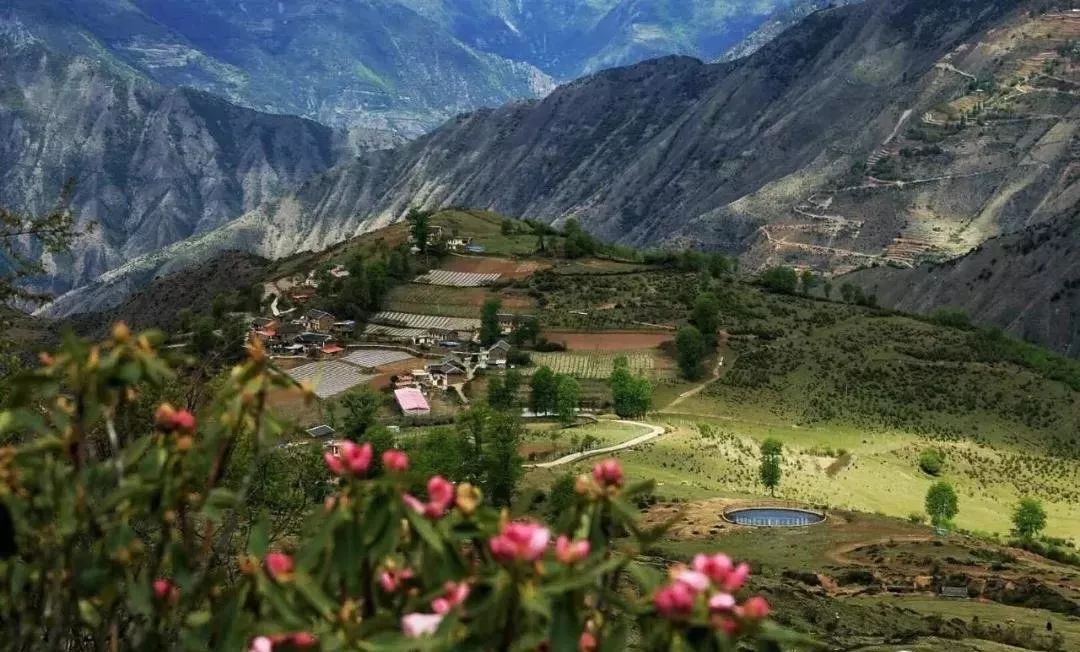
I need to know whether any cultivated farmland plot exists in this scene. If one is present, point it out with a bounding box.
[370,311,482,332]
[414,270,501,287]
[343,349,413,369]
[286,361,376,399]
[532,352,671,380]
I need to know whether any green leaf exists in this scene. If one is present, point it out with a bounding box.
[599,621,629,652]
[185,610,212,627]
[624,560,664,592]
[248,511,270,558]
[78,599,101,627]
[549,596,580,651]
[540,557,623,595]
[403,509,444,554]
[292,570,336,618]
[201,488,238,522]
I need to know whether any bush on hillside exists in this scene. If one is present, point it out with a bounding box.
[919,449,946,476]
[0,326,794,651]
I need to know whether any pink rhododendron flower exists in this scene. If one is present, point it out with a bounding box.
[324,441,373,477]
[579,631,597,651]
[592,459,623,487]
[378,567,413,593]
[673,568,711,593]
[654,581,696,618]
[708,592,736,613]
[154,404,196,434]
[287,632,317,648]
[248,637,273,652]
[382,449,409,472]
[715,617,740,636]
[432,580,470,614]
[740,596,771,620]
[722,562,751,592]
[555,535,590,564]
[693,553,734,583]
[152,577,179,604]
[489,521,551,563]
[265,552,294,580]
[402,612,444,638]
[428,476,454,508]
[403,476,456,518]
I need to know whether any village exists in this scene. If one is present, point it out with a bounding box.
[248,222,530,437]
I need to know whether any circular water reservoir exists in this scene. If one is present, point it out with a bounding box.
[724,507,825,527]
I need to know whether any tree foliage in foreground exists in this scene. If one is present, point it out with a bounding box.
[0,327,792,650]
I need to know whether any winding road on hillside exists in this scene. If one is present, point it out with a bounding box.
[527,420,665,469]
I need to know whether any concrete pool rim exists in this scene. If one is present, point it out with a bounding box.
[722,505,827,528]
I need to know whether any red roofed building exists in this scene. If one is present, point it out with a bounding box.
[394,387,431,417]
[321,343,345,357]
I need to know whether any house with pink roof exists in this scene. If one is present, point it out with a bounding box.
[394,387,431,417]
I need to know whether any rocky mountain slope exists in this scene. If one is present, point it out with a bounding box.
[41,0,1080,323]
[0,28,342,299]
[846,210,1080,357]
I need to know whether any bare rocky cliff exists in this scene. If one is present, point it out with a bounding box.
[0,35,341,299]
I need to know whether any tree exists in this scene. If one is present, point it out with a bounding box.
[484,412,524,507]
[489,369,522,411]
[707,253,733,278]
[690,292,721,343]
[511,317,540,348]
[759,439,783,497]
[925,481,959,527]
[759,267,799,295]
[555,375,580,426]
[1012,498,1047,540]
[546,474,577,519]
[823,281,833,300]
[0,179,82,305]
[799,270,819,296]
[341,385,383,441]
[609,356,652,418]
[480,298,502,346]
[676,326,707,380]
[840,282,856,303]
[563,218,597,259]
[408,208,431,254]
[918,449,946,476]
[529,366,559,416]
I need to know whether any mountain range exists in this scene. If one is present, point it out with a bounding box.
[0,0,845,302]
[2,0,836,135]
[7,0,1080,360]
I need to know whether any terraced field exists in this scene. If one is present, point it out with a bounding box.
[413,270,501,287]
[384,285,535,318]
[531,351,673,380]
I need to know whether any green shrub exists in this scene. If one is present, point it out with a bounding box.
[0,327,790,650]
[919,449,946,476]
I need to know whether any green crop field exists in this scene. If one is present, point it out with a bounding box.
[532,351,673,380]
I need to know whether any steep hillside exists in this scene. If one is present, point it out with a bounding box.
[40,0,1080,318]
[0,30,341,299]
[63,251,271,338]
[846,211,1080,357]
